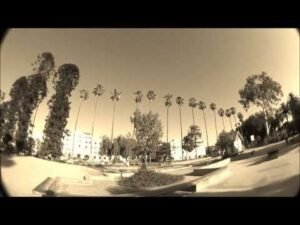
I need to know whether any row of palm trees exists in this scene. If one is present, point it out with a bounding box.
[33,85,243,156]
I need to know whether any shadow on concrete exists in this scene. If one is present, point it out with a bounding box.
[0,154,16,168]
[106,185,139,195]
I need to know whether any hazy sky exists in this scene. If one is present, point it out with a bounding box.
[1,29,299,145]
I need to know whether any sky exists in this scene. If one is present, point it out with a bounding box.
[1,29,299,146]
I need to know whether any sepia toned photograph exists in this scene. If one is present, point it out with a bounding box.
[0,28,299,197]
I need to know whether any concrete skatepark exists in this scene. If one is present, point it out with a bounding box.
[1,138,299,197]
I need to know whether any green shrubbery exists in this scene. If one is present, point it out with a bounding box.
[119,169,184,189]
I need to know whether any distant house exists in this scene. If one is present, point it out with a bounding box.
[170,139,206,161]
[228,130,245,154]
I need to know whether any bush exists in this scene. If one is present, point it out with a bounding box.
[118,169,184,189]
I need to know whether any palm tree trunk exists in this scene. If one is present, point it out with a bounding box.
[166,106,169,143]
[202,110,209,148]
[192,108,195,125]
[150,101,152,112]
[213,110,218,141]
[90,97,99,156]
[229,117,233,130]
[111,101,116,141]
[221,117,225,131]
[179,106,183,160]
[233,115,237,129]
[72,101,83,156]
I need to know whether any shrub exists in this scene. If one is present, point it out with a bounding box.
[118,169,184,189]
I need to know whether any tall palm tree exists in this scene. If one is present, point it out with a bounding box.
[72,89,89,156]
[110,89,121,141]
[147,90,156,111]
[189,97,198,125]
[237,112,245,143]
[164,94,173,143]
[218,108,226,131]
[134,90,143,110]
[199,101,209,148]
[176,96,184,160]
[90,84,104,156]
[230,107,237,129]
[210,103,218,142]
[225,109,233,130]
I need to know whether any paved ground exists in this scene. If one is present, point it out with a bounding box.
[1,138,299,197]
[180,141,300,197]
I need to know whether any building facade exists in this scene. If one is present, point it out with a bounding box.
[62,131,102,159]
[170,139,206,161]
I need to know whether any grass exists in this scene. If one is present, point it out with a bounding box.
[118,169,184,189]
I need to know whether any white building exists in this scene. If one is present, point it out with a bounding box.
[170,139,206,161]
[62,131,102,159]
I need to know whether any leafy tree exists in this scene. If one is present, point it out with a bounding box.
[287,93,300,132]
[182,125,202,153]
[239,72,283,136]
[100,135,113,156]
[164,94,173,143]
[216,130,237,157]
[41,64,80,158]
[133,111,163,167]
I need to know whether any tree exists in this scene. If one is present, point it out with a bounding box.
[110,89,121,141]
[210,103,218,142]
[134,90,143,110]
[133,111,163,167]
[199,101,209,148]
[164,94,173,143]
[237,112,245,141]
[176,96,184,160]
[147,90,156,112]
[218,108,226,131]
[188,97,197,125]
[287,93,300,132]
[216,130,238,157]
[280,102,290,125]
[41,64,80,158]
[91,84,104,155]
[230,107,237,128]
[132,91,143,137]
[72,89,89,156]
[239,72,283,136]
[100,135,113,156]
[225,109,233,130]
[182,125,202,153]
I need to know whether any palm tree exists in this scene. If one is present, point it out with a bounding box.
[72,89,89,156]
[210,103,218,142]
[237,112,245,143]
[189,97,198,125]
[176,96,184,160]
[147,90,156,112]
[90,84,104,156]
[225,109,233,130]
[164,94,173,143]
[199,101,209,148]
[230,107,237,129]
[110,89,121,141]
[218,108,226,131]
[134,90,143,110]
